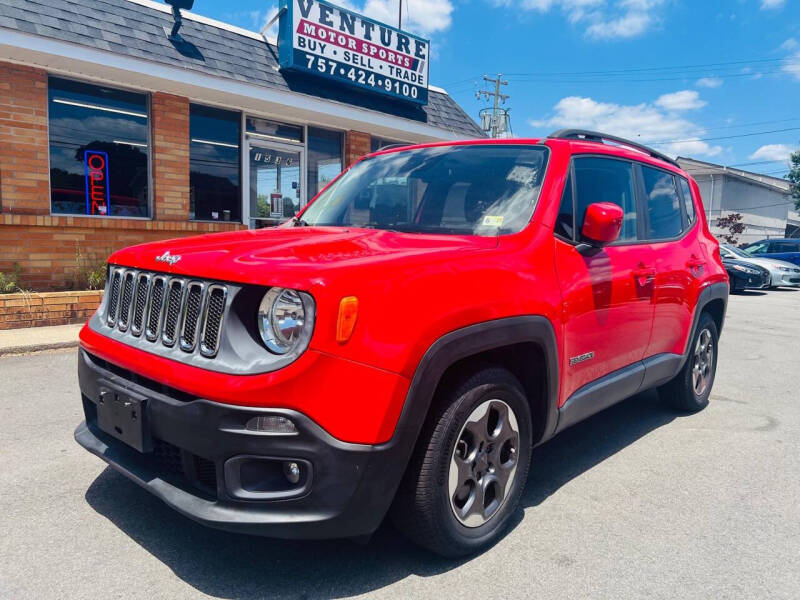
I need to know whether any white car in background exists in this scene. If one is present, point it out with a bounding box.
[720,244,800,288]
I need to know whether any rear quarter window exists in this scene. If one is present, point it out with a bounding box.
[641,165,682,240]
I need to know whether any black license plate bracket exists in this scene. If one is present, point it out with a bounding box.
[96,383,151,453]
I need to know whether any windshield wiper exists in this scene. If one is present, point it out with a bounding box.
[292,217,309,227]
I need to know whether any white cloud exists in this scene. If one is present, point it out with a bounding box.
[760,0,785,9]
[783,50,800,80]
[655,90,707,111]
[492,0,666,40]
[529,94,722,157]
[780,38,798,51]
[749,144,796,163]
[696,77,723,88]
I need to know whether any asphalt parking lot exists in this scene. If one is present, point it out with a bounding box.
[1,289,799,600]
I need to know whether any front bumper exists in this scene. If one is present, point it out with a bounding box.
[771,272,800,287]
[75,349,409,539]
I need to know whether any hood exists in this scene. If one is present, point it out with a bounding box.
[109,226,498,289]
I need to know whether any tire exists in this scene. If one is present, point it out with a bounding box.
[390,366,533,557]
[658,312,719,412]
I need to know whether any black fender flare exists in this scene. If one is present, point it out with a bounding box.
[678,282,729,370]
[390,316,560,459]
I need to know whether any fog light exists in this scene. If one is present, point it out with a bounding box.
[245,415,297,434]
[284,461,301,484]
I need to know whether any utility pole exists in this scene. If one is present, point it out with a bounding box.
[476,74,510,138]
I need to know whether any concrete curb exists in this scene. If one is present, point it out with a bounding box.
[0,340,79,357]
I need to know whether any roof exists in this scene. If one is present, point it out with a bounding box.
[677,157,791,194]
[0,0,484,138]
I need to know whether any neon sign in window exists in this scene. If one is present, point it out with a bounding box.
[84,150,110,215]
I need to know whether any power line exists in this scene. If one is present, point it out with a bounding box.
[729,159,794,167]
[503,57,788,77]
[649,127,800,146]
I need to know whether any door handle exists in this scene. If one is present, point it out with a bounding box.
[633,262,655,284]
[687,257,705,268]
[687,254,706,278]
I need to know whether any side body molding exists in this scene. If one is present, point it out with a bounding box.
[554,281,729,436]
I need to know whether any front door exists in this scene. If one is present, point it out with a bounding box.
[247,141,303,229]
[554,156,656,403]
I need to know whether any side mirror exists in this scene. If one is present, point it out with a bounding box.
[581,202,623,246]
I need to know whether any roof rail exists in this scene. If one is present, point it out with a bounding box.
[547,129,680,168]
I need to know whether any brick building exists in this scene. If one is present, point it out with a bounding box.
[0,0,482,291]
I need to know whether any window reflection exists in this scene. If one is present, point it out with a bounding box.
[190,104,241,222]
[48,77,149,217]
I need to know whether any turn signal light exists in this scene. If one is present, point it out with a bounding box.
[336,296,359,343]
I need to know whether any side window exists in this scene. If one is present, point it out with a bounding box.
[554,173,574,239]
[641,165,682,240]
[678,177,696,224]
[746,242,768,255]
[574,157,638,242]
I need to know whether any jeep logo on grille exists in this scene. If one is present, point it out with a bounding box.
[155,251,181,265]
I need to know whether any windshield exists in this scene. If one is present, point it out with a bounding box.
[724,245,748,258]
[300,144,549,235]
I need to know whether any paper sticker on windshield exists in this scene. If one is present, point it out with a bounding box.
[483,215,504,227]
[506,166,538,186]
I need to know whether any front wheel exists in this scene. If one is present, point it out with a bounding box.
[390,367,533,557]
[658,312,719,412]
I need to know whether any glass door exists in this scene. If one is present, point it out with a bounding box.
[247,141,303,229]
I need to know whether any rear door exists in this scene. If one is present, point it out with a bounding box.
[640,167,699,358]
[554,156,656,402]
[769,241,800,266]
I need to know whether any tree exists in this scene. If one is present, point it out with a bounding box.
[716,212,746,245]
[788,150,800,210]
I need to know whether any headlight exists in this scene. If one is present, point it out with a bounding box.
[779,266,791,272]
[258,288,315,355]
[731,264,758,275]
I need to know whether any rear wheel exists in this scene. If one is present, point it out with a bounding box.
[390,367,533,557]
[658,312,719,412]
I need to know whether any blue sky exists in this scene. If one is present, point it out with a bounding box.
[178,0,798,177]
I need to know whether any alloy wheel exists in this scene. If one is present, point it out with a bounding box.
[692,328,714,396]
[448,399,520,527]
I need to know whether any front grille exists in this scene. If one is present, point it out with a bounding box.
[200,285,227,358]
[106,270,122,327]
[117,271,135,331]
[105,266,228,358]
[150,438,218,497]
[180,282,204,352]
[131,273,150,336]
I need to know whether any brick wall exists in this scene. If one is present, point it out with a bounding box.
[0,214,243,291]
[0,61,381,297]
[0,290,103,330]
[151,92,190,221]
[0,63,50,215]
[345,130,371,166]
[0,61,244,293]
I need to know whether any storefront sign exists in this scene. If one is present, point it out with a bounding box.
[84,150,110,215]
[278,0,429,104]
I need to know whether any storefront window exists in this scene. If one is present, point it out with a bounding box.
[370,136,407,153]
[48,77,149,217]
[246,117,304,144]
[307,127,343,200]
[190,104,241,222]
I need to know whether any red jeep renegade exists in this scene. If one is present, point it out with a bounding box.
[75,130,728,556]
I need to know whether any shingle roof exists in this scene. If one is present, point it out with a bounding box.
[0,0,484,138]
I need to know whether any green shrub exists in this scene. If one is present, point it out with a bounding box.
[73,245,107,291]
[0,263,22,294]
